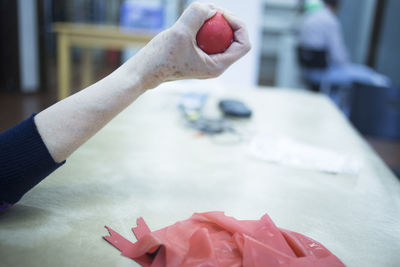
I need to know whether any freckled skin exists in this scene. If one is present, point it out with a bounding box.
[34,2,251,163]
[129,29,221,89]
[123,4,251,90]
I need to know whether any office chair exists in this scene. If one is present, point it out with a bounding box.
[297,46,355,116]
[297,46,328,91]
[349,82,400,140]
[297,46,328,69]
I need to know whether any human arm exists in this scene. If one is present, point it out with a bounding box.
[35,2,250,163]
[0,2,250,204]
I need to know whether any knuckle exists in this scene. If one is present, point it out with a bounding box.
[189,2,202,10]
[169,26,186,41]
[246,42,252,52]
[212,65,225,77]
[172,29,186,41]
[190,1,209,15]
[217,67,226,76]
[237,18,246,27]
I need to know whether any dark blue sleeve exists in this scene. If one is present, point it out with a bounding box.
[0,114,65,204]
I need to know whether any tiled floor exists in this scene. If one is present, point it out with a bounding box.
[0,90,58,132]
[0,54,117,132]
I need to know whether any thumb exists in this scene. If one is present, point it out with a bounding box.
[177,2,217,33]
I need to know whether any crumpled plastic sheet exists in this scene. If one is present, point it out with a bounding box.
[248,135,361,175]
[103,212,345,267]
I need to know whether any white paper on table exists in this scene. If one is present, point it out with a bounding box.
[247,135,362,175]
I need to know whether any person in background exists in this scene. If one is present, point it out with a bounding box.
[298,0,390,90]
[0,2,251,211]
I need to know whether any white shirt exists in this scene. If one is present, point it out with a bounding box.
[299,7,349,65]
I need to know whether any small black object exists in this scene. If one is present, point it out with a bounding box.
[219,99,252,118]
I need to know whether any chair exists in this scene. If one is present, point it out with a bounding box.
[297,46,328,69]
[296,46,328,91]
[297,46,353,116]
[349,82,400,139]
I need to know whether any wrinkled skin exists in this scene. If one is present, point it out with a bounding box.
[34,2,251,163]
[122,2,251,90]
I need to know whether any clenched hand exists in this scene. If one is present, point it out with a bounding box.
[121,2,251,90]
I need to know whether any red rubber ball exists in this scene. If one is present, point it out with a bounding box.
[196,12,234,55]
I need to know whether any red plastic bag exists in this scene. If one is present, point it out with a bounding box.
[103,212,344,267]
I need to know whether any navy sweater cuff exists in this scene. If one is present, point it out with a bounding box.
[0,114,65,204]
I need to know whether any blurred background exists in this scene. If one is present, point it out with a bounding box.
[0,0,399,175]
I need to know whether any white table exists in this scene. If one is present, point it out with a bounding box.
[1,83,399,266]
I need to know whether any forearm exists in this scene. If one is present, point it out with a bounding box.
[35,64,145,163]
[35,2,250,164]
[0,2,250,208]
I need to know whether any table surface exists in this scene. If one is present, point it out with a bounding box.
[1,83,399,267]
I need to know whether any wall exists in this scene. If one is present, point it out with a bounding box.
[375,0,400,86]
[338,0,376,64]
[18,0,40,93]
